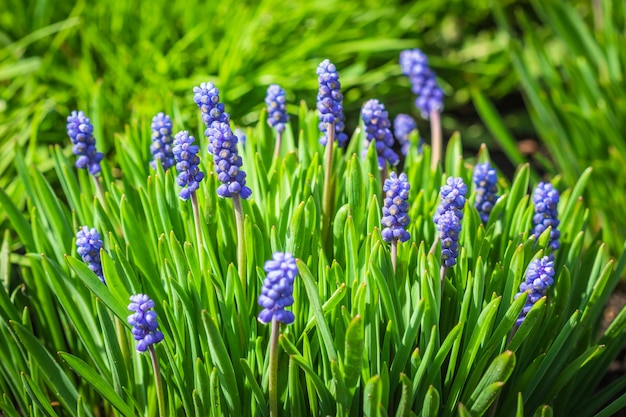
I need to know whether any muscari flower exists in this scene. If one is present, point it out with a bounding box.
[514,255,555,326]
[265,84,289,134]
[393,113,424,156]
[173,131,205,200]
[316,59,348,147]
[399,48,444,118]
[361,99,399,169]
[207,122,252,199]
[382,172,411,243]
[258,252,298,325]
[434,177,467,267]
[66,110,104,175]
[150,112,175,171]
[473,162,499,224]
[76,226,105,284]
[532,182,560,250]
[127,294,164,352]
[193,82,230,130]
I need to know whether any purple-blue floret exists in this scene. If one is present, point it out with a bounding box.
[173,131,205,200]
[381,172,411,243]
[434,177,467,268]
[66,110,104,175]
[399,49,444,118]
[76,226,105,284]
[473,162,499,223]
[514,256,555,326]
[207,122,252,199]
[316,59,348,147]
[265,84,289,134]
[150,112,175,170]
[127,294,164,352]
[258,252,298,325]
[532,182,560,250]
[361,99,399,169]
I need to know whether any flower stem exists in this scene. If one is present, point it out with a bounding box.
[321,124,335,255]
[233,194,247,295]
[273,132,283,161]
[191,192,204,269]
[269,319,280,417]
[149,345,166,417]
[430,109,442,171]
[94,175,105,203]
[391,239,398,274]
[440,265,447,296]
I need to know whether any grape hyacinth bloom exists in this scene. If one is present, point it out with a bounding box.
[150,112,175,170]
[66,110,104,175]
[382,172,411,243]
[127,294,164,352]
[76,226,105,284]
[173,131,205,200]
[265,84,289,134]
[393,113,424,156]
[207,122,252,199]
[473,162,499,224]
[193,82,230,130]
[316,59,348,147]
[361,99,399,169]
[399,49,444,118]
[258,252,298,325]
[514,256,555,326]
[532,182,561,250]
[434,177,467,268]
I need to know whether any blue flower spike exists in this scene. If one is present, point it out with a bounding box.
[265,84,289,134]
[150,112,175,171]
[76,226,105,284]
[434,177,467,270]
[207,122,252,199]
[127,294,164,353]
[382,172,411,243]
[193,82,230,129]
[393,113,424,156]
[532,182,560,251]
[361,99,399,169]
[66,110,104,175]
[473,162,499,224]
[172,131,205,201]
[258,252,298,325]
[514,256,555,326]
[316,59,348,147]
[399,49,444,119]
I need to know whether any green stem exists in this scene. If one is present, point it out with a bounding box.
[440,265,447,297]
[391,239,398,274]
[273,132,283,161]
[321,124,335,256]
[269,319,280,417]
[191,192,204,270]
[233,194,247,296]
[94,175,105,204]
[430,110,442,171]
[149,345,166,417]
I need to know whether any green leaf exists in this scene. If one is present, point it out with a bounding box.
[363,375,381,417]
[422,385,440,417]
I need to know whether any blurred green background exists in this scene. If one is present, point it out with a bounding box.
[1,0,624,256]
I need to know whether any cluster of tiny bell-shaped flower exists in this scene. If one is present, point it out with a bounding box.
[381,172,411,243]
[532,182,560,250]
[393,113,423,156]
[193,82,230,129]
[76,226,105,284]
[258,252,298,325]
[66,111,104,175]
[316,59,348,147]
[472,162,499,224]
[361,99,399,169]
[150,112,175,171]
[172,131,205,200]
[127,294,164,352]
[265,84,289,134]
[207,122,252,199]
[399,48,444,119]
[434,177,467,268]
[514,255,555,326]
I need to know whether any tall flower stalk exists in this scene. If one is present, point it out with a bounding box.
[265,84,289,160]
[394,113,424,156]
[473,162,499,224]
[258,252,298,417]
[66,110,105,198]
[150,112,175,171]
[381,172,411,272]
[127,294,165,417]
[400,49,444,171]
[532,182,560,252]
[317,59,347,252]
[361,99,399,181]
